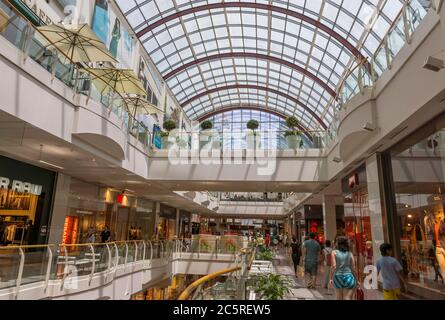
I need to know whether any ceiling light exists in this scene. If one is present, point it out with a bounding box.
[408,215,413,218]
[39,145,65,170]
[333,157,342,163]
[423,56,445,72]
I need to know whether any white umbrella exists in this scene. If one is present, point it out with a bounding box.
[37,23,117,63]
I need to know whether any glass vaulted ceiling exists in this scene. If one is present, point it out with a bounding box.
[117,0,405,131]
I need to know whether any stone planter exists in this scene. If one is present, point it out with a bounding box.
[161,136,171,149]
[286,135,302,149]
[246,133,260,149]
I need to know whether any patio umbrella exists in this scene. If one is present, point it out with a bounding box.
[86,67,147,96]
[124,97,164,118]
[36,23,117,63]
[0,7,9,33]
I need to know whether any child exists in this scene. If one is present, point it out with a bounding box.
[376,243,406,300]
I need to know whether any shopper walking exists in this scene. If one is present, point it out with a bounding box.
[265,233,270,248]
[330,237,357,300]
[376,243,406,300]
[101,226,111,243]
[302,232,321,289]
[322,240,333,289]
[290,237,302,277]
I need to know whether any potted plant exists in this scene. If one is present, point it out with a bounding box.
[285,116,302,149]
[200,120,213,131]
[246,119,260,149]
[162,119,176,148]
[200,120,214,149]
[259,248,275,261]
[254,274,293,300]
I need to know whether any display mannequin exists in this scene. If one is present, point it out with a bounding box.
[433,212,445,285]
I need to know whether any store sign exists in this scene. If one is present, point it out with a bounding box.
[22,0,64,25]
[0,177,42,196]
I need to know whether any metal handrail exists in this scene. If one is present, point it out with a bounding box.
[177,267,241,301]
[177,246,256,300]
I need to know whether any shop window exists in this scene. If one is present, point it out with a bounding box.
[389,121,445,294]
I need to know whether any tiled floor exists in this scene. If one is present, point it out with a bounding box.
[271,251,383,301]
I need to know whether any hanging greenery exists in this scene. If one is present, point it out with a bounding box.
[163,119,177,132]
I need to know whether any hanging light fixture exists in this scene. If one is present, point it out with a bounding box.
[39,145,65,170]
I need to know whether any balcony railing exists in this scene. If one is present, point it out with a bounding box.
[0,237,251,298]
[219,192,290,203]
[330,0,432,136]
[338,1,431,106]
[156,130,329,151]
[0,0,152,151]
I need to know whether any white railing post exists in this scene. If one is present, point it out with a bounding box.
[44,246,53,294]
[89,244,95,285]
[134,241,138,263]
[105,244,112,282]
[14,248,25,300]
[60,246,68,290]
[113,243,119,279]
[124,242,129,270]
[148,241,153,267]
[142,241,146,264]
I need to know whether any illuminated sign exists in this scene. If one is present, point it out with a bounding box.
[0,177,42,196]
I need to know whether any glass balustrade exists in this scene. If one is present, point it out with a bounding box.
[0,0,152,151]
[156,130,328,151]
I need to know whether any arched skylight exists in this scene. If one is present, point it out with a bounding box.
[117,0,409,130]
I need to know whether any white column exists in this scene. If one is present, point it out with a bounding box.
[154,202,161,240]
[47,173,71,244]
[366,154,386,263]
[323,195,338,243]
[175,208,180,237]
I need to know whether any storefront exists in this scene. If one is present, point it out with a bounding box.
[191,214,201,235]
[178,210,191,238]
[304,205,325,243]
[0,155,56,245]
[341,166,373,281]
[51,176,156,244]
[158,204,176,240]
[383,113,445,298]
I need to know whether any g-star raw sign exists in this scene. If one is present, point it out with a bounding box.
[22,0,64,25]
[0,177,43,196]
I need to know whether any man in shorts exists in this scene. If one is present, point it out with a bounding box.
[302,233,321,289]
[376,243,406,300]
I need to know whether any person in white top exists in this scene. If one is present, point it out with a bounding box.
[322,240,333,289]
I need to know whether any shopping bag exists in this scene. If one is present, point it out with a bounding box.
[356,287,365,300]
[297,266,305,278]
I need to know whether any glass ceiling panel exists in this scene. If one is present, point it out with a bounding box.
[117,0,407,129]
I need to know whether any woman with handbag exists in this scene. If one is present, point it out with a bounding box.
[329,237,358,300]
[290,237,302,277]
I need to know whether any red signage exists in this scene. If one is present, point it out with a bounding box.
[117,193,125,205]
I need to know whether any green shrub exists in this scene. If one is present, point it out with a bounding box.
[163,119,177,132]
[284,130,302,137]
[246,119,259,131]
[285,116,300,129]
[254,274,293,300]
[200,120,213,130]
